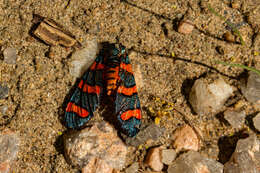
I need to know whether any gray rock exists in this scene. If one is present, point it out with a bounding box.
[125,162,139,173]
[189,78,234,115]
[168,151,223,173]
[161,149,176,165]
[253,113,260,131]
[0,129,20,173]
[126,124,165,146]
[224,110,246,129]
[224,135,260,173]
[0,105,8,115]
[64,122,127,169]
[0,85,8,99]
[3,47,17,64]
[235,134,259,153]
[242,71,260,104]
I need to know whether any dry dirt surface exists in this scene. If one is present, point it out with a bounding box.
[0,0,259,172]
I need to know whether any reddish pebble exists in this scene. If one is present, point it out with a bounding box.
[178,20,194,34]
[223,31,235,43]
[172,125,200,152]
[145,147,163,171]
[0,161,10,173]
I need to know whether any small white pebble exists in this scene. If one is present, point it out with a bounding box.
[3,47,17,64]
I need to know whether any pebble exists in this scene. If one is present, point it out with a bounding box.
[0,129,19,173]
[224,135,260,173]
[189,78,234,115]
[172,125,200,152]
[231,0,240,9]
[253,113,260,131]
[70,39,99,78]
[0,105,8,115]
[168,151,224,173]
[145,147,163,172]
[161,149,176,165]
[126,124,164,146]
[241,71,260,105]
[223,31,236,43]
[64,122,127,170]
[0,85,9,100]
[178,20,194,34]
[125,162,139,173]
[3,48,17,64]
[224,109,246,129]
[0,161,10,173]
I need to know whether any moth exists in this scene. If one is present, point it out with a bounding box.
[65,44,141,137]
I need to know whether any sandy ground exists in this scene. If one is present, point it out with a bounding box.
[0,0,259,172]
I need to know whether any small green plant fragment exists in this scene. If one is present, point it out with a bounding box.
[216,60,260,76]
[208,5,245,46]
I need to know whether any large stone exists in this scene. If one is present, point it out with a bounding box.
[168,151,224,173]
[189,78,234,115]
[172,125,200,152]
[82,158,117,173]
[224,135,260,173]
[64,122,127,170]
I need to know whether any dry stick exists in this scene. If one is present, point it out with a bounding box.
[208,5,245,46]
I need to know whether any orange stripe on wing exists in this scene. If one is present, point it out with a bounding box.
[120,63,133,73]
[90,62,105,70]
[82,84,101,94]
[78,80,84,88]
[118,85,137,96]
[66,102,89,117]
[121,109,141,121]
